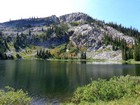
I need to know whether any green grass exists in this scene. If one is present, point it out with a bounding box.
[63,76,140,105]
[123,59,140,64]
[15,46,46,60]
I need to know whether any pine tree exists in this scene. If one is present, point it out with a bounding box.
[121,39,127,60]
[134,40,140,61]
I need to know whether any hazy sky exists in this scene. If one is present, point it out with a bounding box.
[0,0,140,30]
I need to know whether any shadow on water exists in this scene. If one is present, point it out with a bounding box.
[0,60,140,103]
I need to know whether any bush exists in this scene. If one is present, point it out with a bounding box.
[70,22,80,26]
[16,54,22,59]
[0,86,31,105]
[71,76,140,104]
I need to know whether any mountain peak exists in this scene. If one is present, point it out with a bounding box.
[59,12,93,23]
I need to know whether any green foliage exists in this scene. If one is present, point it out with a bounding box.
[0,38,9,53]
[14,33,29,51]
[45,27,53,39]
[50,43,78,59]
[81,52,86,59]
[103,34,121,51]
[71,76,140,104]
[37,49,52,59]
[70,22,80,26]
[54,26,63,37]
[0,86,31,105]
[45,25,68,40]
[103,34,135,61]
[67,42,78,53]
[60,23,69,31]
[0,31,14,60]
[16,53,22,59]
[107,23,140,38]
[66,96,140,105]
[104,23,140,61]
[134,40,140,61]
[50,44,67,59]
[121,39,128,60]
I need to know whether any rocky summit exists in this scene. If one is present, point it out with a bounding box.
[0,12,137,60]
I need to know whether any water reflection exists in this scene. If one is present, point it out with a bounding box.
[0,60,140,100]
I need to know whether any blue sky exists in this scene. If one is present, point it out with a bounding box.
[0,0,139,30]
[85,0,140,30]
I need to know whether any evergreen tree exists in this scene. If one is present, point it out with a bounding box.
[36,49,52,59]
[134,40,140,61]
[121,39,127,60]
[29,30,31,36]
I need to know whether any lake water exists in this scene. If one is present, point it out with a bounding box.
[0,60,140,104]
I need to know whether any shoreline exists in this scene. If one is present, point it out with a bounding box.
[2,58,140,64]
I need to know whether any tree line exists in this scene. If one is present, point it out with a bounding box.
[37,49,52,59]
[103,34,140,61]
[105,22,140,61]
[106,22,140,39]
[0,32,14,59]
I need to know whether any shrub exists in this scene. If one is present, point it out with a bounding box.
[16,54,22,59]
[71,76,140,104]
[70,22,80,26]
[0,86,31,105]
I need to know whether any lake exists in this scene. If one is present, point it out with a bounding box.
[0,60,140,104]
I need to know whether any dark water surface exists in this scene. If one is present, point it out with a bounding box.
[0,60,140,104]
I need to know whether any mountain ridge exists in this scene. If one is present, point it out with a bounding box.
[0,12,138,60]
[0,12,93,27]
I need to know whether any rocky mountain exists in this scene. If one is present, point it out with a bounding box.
[0,12,137,60]
[59,12,93,23]
[0,15,59,27]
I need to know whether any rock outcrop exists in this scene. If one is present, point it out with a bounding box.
[59,12,93,23]
[68,24,104,50]
[105,26,134,44]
